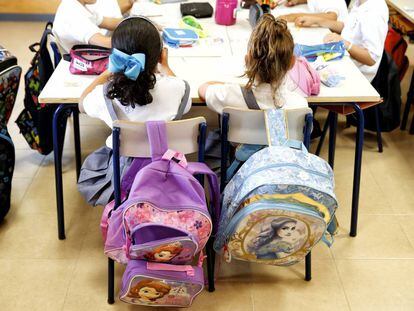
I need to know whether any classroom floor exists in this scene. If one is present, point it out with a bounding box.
[1,21,414,311]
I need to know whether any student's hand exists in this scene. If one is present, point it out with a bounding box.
[323,33,343,44]
[285,0,306,7]
[294,16,321,27]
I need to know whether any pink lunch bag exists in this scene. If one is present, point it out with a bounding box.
[289,56,321,96]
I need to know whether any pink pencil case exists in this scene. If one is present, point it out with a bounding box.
[68,44,110,75]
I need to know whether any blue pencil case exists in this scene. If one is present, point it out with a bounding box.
[294,42,346,62]
[162,28,199,48]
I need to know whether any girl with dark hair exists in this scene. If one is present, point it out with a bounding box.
[77,17,191,206]
[80,17,191,145]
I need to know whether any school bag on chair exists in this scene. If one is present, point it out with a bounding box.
[103,121,220,307]
[214,109,338,266]
[15,22,62,155]
[0,47,21,221]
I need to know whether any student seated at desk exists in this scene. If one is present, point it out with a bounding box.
[78,17,191,206]
[53,0,136,53]
[198,14,308,114]
[295,0,388,82]
[276,0,348,23]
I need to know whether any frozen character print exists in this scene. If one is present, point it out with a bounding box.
[248,218,300,260]
[144,242,183,263]
[127,279,171,304]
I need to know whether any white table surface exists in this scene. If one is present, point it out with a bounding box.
[39,1,380,105]
[387,0,414,24]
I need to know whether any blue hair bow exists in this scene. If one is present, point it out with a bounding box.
[108,48,146,81]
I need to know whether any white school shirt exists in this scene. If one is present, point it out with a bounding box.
[205,78,309,114]
[82,74,192,147]
[341,0,389,82]
[307,0,349,21]
[53,0,121,53]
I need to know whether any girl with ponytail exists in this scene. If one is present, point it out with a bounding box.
[198,14,308,114]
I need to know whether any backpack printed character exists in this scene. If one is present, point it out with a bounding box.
[127,279,171,304]
[247,217,305,260]
[144,242,183,262]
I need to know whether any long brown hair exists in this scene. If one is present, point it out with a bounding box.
[245,14,294,107]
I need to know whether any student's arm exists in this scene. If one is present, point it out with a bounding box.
[279,12,338,23]
[88,33,112,48]
[99,17,122,31]
[118,0,135,14]
[294,16,344,33]
[284,0,307,7]
[79,70,112,113]
[198,82,224,102]
[324,33,376,66]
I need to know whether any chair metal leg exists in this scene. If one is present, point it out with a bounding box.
[401,71,414,130]
[220,114,230,192]
[52,104,73,240]
[328,113,338,169]
[206,237,216,292]
[315,112,331,156]
[108,258,115,304]
[350,104,364,237]
[374,105,383,153]
[410,113,414,135]
[305,252,311,281]
[72,108,82,180]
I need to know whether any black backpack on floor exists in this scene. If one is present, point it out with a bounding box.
[15,22,61,155]
[0,47,21,221]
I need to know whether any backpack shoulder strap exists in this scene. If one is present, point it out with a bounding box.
[103,84,118,121]
[187,162,221,233]
[240,86,260,110]
[146,121,168,161]
[174,80,190,120]
[264,109,288,146]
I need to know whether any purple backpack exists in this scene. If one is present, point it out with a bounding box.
[103,121,220,266]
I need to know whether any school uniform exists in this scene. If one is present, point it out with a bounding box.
[53,0,122,53]
[82,74,192,146]
[204,78,309,115]
[341,0,389,82]
[78,73,191,206]
[308,0,348,21]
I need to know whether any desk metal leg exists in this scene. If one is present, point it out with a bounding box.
[401,71,414,130]
[328,113,338,169]
[52,104,74,240]
[72,108,82,180]
[350,104,364,237]
[305,252,311,281]
[108,258,115,304]
[374,106,383,153]
[315,113,331,156]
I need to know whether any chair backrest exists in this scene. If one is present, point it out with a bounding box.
[46,32,62,68]
[113,117,206,158]
[222,107,313,145]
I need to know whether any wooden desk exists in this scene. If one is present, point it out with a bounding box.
[39,1,379,240]
[387,0,414,24]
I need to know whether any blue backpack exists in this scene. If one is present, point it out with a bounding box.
[214,109,338,266]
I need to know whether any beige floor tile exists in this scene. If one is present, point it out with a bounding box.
[336,259,414,311]
[398,216,414,248]
[250,259,349,311]
[331,215,414,259]
[0,207,91,259]
[11,177,32,206]
[0,259,76,311]
[13,151,45,179]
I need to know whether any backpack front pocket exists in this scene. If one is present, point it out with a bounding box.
[129,223,198,264]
